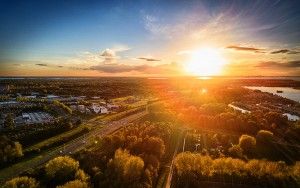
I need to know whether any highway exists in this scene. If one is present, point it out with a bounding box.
[0,111,147,184]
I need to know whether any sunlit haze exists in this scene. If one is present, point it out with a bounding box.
[184,48,227,76]
[0,1,300,187]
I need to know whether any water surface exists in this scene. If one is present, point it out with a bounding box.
[245,86,300,103]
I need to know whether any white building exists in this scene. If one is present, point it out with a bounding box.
[100,106,108,114]
[24,95,36,99]
[91,103,101,114]
[22,113,30,120]
[283,113,300,121]
[47,94,60,99]
[91,103,109,114]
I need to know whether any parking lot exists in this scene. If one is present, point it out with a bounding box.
[15,112,54,125]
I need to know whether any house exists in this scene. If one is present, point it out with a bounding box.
[91,103,109,114]
[22,113,30,119]
[47,94,60,99]
[100,106,108,114]
[78,105,86,113]
[91,103,101,114]
[107,104,119,111]
[24,95,36,99]
[31,92,40,96]
[85,108,91,114]
[70,105,77,111]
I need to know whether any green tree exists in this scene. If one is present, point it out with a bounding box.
[4,176,39,188]
[4,114,15,129]
[0,136,23,164]
[53,100,72,114]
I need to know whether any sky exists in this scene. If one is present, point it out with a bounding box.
[0,0,300,77]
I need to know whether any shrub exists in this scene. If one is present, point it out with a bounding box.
[228,145,244,158]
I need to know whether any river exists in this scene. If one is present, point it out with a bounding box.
[244,86,300,103]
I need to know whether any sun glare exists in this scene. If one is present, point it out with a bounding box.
[184,48,226,76]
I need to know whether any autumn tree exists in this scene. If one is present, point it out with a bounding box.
[173,152,298,188]
[256,130,274,144]
[56,180,89,188]
[228,145,244,159]
[45,156,88,186]
[105,149,146,188]
[142,136,165,158]
[264,112,288,128]
[4,176,39,188]
[238,135,256,156]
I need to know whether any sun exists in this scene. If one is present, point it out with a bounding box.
[184,47,226,76]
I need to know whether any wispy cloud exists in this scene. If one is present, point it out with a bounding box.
[90,62,180,75]
[256,61,300,68]
[12,63,22,66]
[226,45,265,53]
[100,49,116,58]
[35,63,64,68]
[35,63,48,66]
[137,57,160,61]
[270,49,300,54]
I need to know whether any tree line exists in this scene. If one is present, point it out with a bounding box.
[173,152,300,188]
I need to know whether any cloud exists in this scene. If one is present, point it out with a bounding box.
[226,45,265,53]
[256,61,300,68]
[137,57,160,61]
[90,64,148,73]
[287,51,300,54]
[90,62,181,75]
[99,48,118,65]
[12,63,22,66]
[111,44,131,52]
[35,63,64,68]
[270,49,300,54]
[35,63,48,66]
[100,49,116,59]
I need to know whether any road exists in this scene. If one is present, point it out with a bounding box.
[0,111,147,183]
[165,130,185,188]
